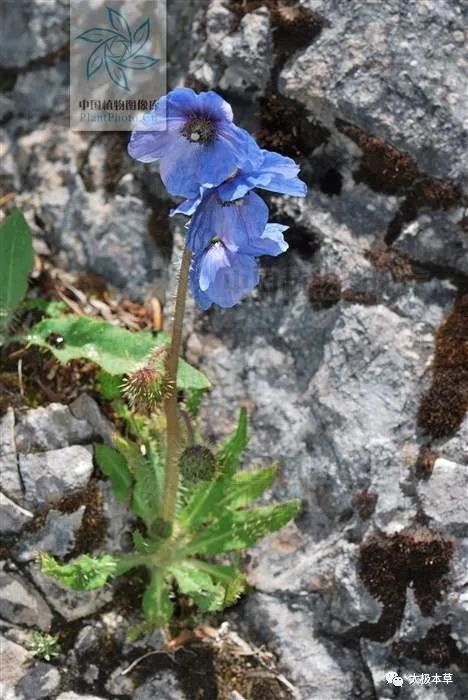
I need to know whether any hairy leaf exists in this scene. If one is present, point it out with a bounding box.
[95,443,132,502]
[216,408,248,477]
[169,563,225,612]
[40,553,118,590]
[219,465,278,510]
[185,560,247,606]
[179,478,227,532]
[131,446,165,525]
[142,572,173,625]
[25,315,210,390]
[185,500,301,555]
[0,210,34,342]
[97,370,122,400]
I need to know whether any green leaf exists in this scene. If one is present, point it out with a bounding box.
[216,408,248,477]
[131,446,165,525]
[95,443,132,502]
[169,563,225,612]
[220,465,278,510]
[185,560,247,606]
[25,314,210,390]
[21,298,68,318]
[185,500,301,555]
[0,209,34,341]
[40,553,118,590]
[185,388,208,419]
[142,571,173,625]
[97,370,122,400]
[179,478,228,532]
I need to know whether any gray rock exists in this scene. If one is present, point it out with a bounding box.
[0,570,52,630]
[0,493,33,536]
[219,8,273,95]
[134,670,186,700]
[16,662,61,699]
[0,635,30,686]
[243,593,356,699]
[19,445,94,507]
[56,694,107,700]
[0,409,22,502]
[396,211,468,276]
[418,459,468,533]
[280,0,468,185]
[29,563,113,622]
[70,394,115,446]
[15,403,94,453]
[0,129,20,192]
[73,625,99,658]
[105,667,135,696]
[0,683,23,700]
[189,0,236,88]
[14,508,85,563]
[0,0,68,68]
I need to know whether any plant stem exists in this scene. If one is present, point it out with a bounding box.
[161,246,192,525]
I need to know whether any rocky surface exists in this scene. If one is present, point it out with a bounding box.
[1,0,467,699]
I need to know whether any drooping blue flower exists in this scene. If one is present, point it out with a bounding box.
[184,190,270,255]
[189,223,289,309]
[172,148,307,219]
[127,88,262,198]
[217,149,307,201]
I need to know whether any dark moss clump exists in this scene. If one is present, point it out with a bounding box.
[415,446,438,479]
[358,528,454,640]
[366,243,415,281]
[393,624,468,671]
[341,289,377,306]
[352,489,378,520]
[230,0,325,59]
[337,120,419,195]
[418,294,468,438]
[56,481,106,557]
[257,92,330,159]
[308,273,342,309]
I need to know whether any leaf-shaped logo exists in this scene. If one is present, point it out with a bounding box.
[106,60,129,91]
[76,8,159,92]
[107,7,132,39]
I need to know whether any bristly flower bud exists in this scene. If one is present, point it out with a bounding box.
[122,346,172,412]
[179,445,217,483]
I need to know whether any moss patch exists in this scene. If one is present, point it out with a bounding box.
[418,294,468,438]
[393,624,468,671]
[358,528,454,641]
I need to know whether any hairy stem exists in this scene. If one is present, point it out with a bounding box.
[161,246,192,525]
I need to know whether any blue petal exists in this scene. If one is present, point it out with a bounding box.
[255,150,307,196]
[189,257,213,310]
[199,242,229,291]
[193,249,259,308]
[159,135,206,198]
[236,223,289,257]
[170,188,206,217]
[186,191,269,254]
[197,91,234,122]
[217,123,263,170]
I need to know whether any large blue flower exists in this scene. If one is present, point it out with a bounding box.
[127,88,262,198]
[190,223,288,309]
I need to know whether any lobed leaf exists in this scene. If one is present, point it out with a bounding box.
[169,563,225,612]
[216,408,248,477]
[185,500,301,555]
[39,553,119,591]
[219,465,278,511]
[25,315,210,390]
[95,443,132,502]
[142,571,173,625]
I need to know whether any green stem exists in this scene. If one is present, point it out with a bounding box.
[161,246,192,525]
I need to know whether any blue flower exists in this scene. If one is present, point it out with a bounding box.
[217,149,307,201]
[127,88,262,198]
[190,223,289,309]
[184,190,270,255]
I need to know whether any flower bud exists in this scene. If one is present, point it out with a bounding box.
[179,445,217,483]
[122,346,171,412]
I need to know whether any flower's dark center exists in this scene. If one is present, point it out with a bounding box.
[221,197,245,208]
[182,116,216,145]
